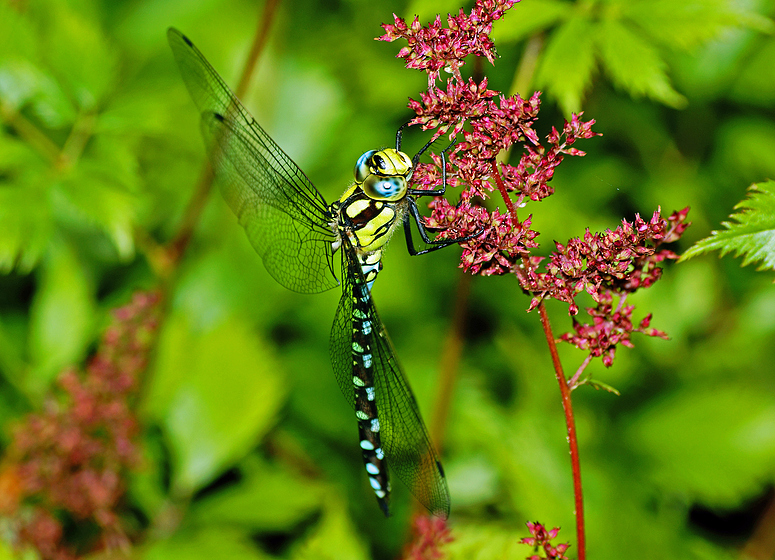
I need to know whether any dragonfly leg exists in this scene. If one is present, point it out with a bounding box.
[404,198,483,256]
[407,139,457,197]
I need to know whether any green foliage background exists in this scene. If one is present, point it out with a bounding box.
[2,0,775,558]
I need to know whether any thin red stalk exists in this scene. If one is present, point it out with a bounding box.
[407,263,471,526]
[490,160,519,218]
[568,354,592,389]
[168,0,280,266]
[430,271,471,452]
[741,489,775,560]
[537,303,586,560]
[492,163,585,557]
[148,4,282,535]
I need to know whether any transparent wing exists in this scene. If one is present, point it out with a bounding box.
[168,28,338,293]
[330,238,451,518]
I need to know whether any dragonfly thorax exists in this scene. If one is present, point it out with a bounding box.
[354,148,413,202]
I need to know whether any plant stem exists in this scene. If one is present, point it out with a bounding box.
[0,104,62,166]
[492,163,586,558]
[235,0,280,99]
[537,303,586,560]
[168,0,280,265]
[430,270,472,450]
[491,160,519,218]
[408,264,471,526]
[60,111,96,168]
[509,33,544,99]
[568,354,592,389]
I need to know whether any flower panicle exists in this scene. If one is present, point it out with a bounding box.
[402,515,454,560]
[545,208,690,367]
[5,291,162,560]
[520,522,570,560]
[378,0,519,86]
[379,0,688,368]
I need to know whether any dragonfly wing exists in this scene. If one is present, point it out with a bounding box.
[168,28,338,293]
[330,239,451,518]
[367,300,451,518]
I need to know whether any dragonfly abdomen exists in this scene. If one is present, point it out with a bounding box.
[351,276,391,515]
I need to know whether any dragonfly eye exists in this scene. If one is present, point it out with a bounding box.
[372,154,387,171]
[363,175,407,201]
[355,150,377,182]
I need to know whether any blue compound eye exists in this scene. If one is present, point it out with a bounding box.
[354,150,377,182]
[363,175,406,201]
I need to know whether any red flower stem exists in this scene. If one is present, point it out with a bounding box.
[568,354,592,389]
[408,270,472,525]
[491,160,519,218]
[742,488,775,559]
[169,0,280,266]
[492,157,586,556]
[537,303,586,560]
[430,271,471,452]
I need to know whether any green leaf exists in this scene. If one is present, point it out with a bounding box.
[582,377,621,395]
[141,526,273,560]
[145,311,287,495]
[0,132,39,170]
[0,2,36,62]
[596,18,686,108]
[729,40,775,106]
[39,1,118,111]
[190,459,324,531]
[53,168,136,261]
[682,180,775,270]
[0,150,52,273]
[535,14,597,114]
[619,0,754,51]
[627,385,775,506]
[0,61,77,128]
[289,496,369,560]
[490,0,572,43]
[27,241,95,391]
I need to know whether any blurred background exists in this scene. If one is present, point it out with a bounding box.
[2,0,775,558]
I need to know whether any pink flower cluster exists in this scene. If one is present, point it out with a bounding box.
[379,0,689,367]
[379,0,518,86]
[3,291,161,560]
[561,295,666,368]
[403,516,453,560]
[424,108,599,276]
[551,208,689,366]
[521,208,690,315]
[520,521,570,560]
[427,198,539,275]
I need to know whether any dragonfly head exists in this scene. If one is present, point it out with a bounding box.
[354,148,413,202]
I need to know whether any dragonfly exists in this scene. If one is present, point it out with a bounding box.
[168,27,468,518]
